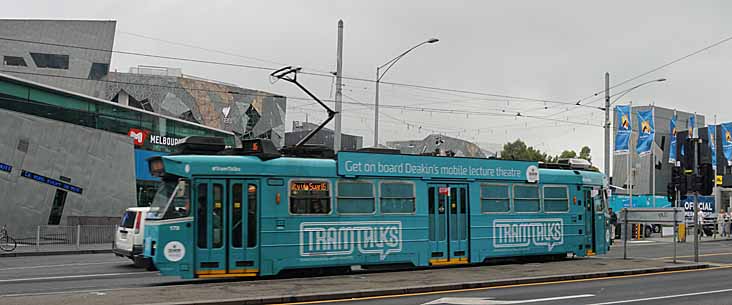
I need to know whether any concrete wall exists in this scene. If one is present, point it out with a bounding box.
[0,108,135,238]
[388,134,487,158]
[0,19,115,96]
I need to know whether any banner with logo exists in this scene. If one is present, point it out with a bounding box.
[688,114,696,138]
[708,125,717,170]
[722,122,732,163]
[614,105,631,153]
[636,109,654,156]
[669,113,677,164]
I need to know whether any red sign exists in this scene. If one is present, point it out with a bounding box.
[128,128,148,147]
[439,187,450,195]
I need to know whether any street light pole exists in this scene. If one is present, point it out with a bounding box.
[374,38,439,147]
[602,77,666,187]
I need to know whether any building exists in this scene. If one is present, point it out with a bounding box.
[612,106,703,198]
[0,72,237,237]
[0,19,286,146]
[285,121,363,151]
[387,134,489,158]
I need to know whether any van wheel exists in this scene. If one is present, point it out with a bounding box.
[644,226,653,237]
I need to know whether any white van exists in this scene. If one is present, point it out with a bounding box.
[113,207,151,266]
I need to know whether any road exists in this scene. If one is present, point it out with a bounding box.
[0,238,731,302]
[298,265,732,305]
[0,253,182,297]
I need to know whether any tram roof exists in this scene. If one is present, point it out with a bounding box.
[158,153,605,186]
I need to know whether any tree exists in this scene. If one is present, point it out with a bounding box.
[501,139,549,162]
[500,139,593,164]
[579,146,592,162]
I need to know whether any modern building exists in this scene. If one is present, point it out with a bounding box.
[285,121,363,151]
[387,134,489,158]
[0,72,236,237]
[0,19,286,146]
[611,106,704,199]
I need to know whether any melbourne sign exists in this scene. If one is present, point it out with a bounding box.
[337,152,539,182]
[300,221,402,260]
[493,219,563,251]
[128,128,184,147]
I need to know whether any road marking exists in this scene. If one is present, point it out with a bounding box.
[658,252,732,259]
[423,294,595,304]
[271,266,732,305]
[0,287,140,298]
[0,272,152,283]
[0,261,123,271]
[586,288,732,304]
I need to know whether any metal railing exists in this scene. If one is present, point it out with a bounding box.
[14,225,116,252]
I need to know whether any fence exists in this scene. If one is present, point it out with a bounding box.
[13,225,116,252]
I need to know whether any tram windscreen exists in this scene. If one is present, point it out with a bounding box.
[148,179,190,220]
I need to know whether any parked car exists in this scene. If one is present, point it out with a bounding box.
[113,207,151,267]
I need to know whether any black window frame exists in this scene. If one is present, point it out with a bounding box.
[3,56,27,67]
[30,52,69,70]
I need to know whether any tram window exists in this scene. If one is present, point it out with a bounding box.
[290,180,331,215]
[514,185,540,212]
[594,189,604,212]
[337,181,375,214]
[247,184,257,248]
[480,184,510,213]
[543,186,569,212]
[197,184,208,248]
[380,182,415,214]
[213,184,224,248]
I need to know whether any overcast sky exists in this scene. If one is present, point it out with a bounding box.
[6,1,732,168]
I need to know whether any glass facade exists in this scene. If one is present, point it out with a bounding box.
[0,75,236,207]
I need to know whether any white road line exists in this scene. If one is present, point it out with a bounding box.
[0,272,152,283]
[0,287,139,298]
[586,288,732,304]
[0,261,123,271]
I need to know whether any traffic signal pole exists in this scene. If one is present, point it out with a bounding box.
[693,138,699,263]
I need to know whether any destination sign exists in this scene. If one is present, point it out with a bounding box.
[337,152,539,182]
[291,181,329,192]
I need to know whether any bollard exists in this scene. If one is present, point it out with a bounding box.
[36,226,40,251]
[76,225,81,249]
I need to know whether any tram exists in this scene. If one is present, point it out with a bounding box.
[143,137,609,279]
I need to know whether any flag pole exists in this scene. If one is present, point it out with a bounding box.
[629,102,633,208]
[652,103,656,208]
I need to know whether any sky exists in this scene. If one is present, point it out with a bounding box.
[5,1,732,169]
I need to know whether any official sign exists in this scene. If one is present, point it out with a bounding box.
[618,208,684,224]
[337,152,539,182]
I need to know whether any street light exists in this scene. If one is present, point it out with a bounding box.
[374,38,439,147]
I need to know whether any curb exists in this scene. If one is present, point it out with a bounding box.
[0,249,112,257]
[144,263,709,305]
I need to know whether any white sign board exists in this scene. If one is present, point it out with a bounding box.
[618,208,685,224]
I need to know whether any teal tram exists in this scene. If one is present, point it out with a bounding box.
[143,138,609,279]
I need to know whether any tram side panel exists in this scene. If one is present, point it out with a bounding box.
[261,177,428,276]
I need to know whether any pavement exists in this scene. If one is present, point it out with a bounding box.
[0,243,111,257]
[0,255,708,305]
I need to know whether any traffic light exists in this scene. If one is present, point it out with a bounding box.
[666,183,677,203]
[697,163,714,196]
[671,166,687,196]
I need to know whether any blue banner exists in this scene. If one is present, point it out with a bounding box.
[722,122,732,163]
[636,109,654,155]
[20,170,83,194]
[614,105,631,153]
[688,114,695,137]
[708,125,717,170]
[669,114,677,164]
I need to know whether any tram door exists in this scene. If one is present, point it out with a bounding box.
[428,184,469,264]
[581,187,596,254]
[227,180,259,275]
[194,179,259,276]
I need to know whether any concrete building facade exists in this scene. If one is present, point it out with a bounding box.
[387,134,489,158]
[0,19,286,147]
